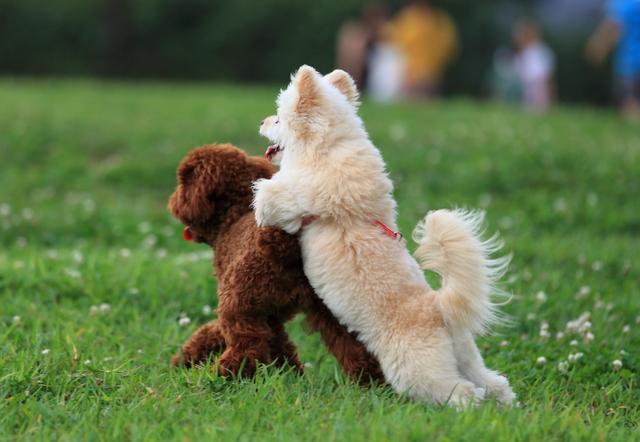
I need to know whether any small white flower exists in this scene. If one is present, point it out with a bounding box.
[539,321,550,339]
[575,285,591,299]
[553,198,567,213]
[143,234,157,248]
[556,332,565,340]
[591,261,603,271]
[557,361,569,373]
[178,316,191,327]
[570,339,579,346]
[129,287,140,295]
[138,221,152,234]
[535,291,547,303]
[622,325,630,334]
[82,198,95,212]
[303,362,314,369]
[536,356,547,366]
[584,332,594,342]
[89,305,99,315]
[64,268,81,279]
[21,208,34,220]
[12,315,21,324]
[99,303,111,314]
[41,348,50,355]
[526,312,536,321]
[119,248,131,258]
[137,349,143,354]
[566,312,590,334]
[156,248,167,259]
[500,340,509,347]
[72,250,84,264]
[47,249,59,260]
[620,349,628,356]
[0,203,10,216]
[568,352,584,363]
[202,305,212,315]
[612,360,623,371]
[84,359,91,365]
[578,321,592,334]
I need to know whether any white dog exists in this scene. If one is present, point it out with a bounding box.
[253,65,515,407]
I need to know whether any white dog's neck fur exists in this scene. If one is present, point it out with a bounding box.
[253,65,515,408]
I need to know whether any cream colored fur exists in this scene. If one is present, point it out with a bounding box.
[253,66,515,408]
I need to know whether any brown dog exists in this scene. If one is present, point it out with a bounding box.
[168,143,384,383]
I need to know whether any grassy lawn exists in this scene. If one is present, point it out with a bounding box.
[1,79,639,441]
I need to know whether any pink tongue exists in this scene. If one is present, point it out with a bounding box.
[265,145,278,159]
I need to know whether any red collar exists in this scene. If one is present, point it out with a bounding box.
[372,220,403,240]
[301,216,402,240]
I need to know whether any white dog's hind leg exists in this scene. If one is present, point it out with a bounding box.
[383,327,485,409]
[452,330,516,406]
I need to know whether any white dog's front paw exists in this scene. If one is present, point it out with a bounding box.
[252,178,275,227]
[281,218,303,234]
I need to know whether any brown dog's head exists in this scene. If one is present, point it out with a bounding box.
[168,143,274,244]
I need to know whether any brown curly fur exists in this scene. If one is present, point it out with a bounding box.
[168,143,385,384]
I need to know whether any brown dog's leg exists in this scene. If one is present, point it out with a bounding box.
[305,297,386,386]
[217,316,274,378]
[268,318,304,374]
[171,320,226,367]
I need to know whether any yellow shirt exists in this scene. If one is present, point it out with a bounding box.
[388,5,458,85]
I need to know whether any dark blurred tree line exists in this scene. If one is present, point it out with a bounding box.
[0,0,612,104]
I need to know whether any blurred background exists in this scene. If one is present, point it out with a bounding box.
[1,0,636,111]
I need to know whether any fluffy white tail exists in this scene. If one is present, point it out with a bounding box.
[412,209,510,335]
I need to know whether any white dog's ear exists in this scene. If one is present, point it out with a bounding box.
[294,65,320,114]
[325,69,359,107]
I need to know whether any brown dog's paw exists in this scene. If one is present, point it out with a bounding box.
[217,353,257,378]
[171,350,194,368]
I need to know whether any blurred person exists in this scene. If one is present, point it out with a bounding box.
[513,19,556,112]
[586,0,640,118]
[488,47,521,103]
[366,38,406,101]
[335,4,389,89]
[386,0,458,98]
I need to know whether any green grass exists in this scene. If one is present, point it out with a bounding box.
[1,79,639,441]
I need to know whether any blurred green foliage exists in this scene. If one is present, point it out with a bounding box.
[0,0,612,103]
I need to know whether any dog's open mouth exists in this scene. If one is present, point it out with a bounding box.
[264,144,283,161]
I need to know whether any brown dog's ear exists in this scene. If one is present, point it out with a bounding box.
[325,69,359,107]
[295,65,320,114]
[168,153,220,223]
